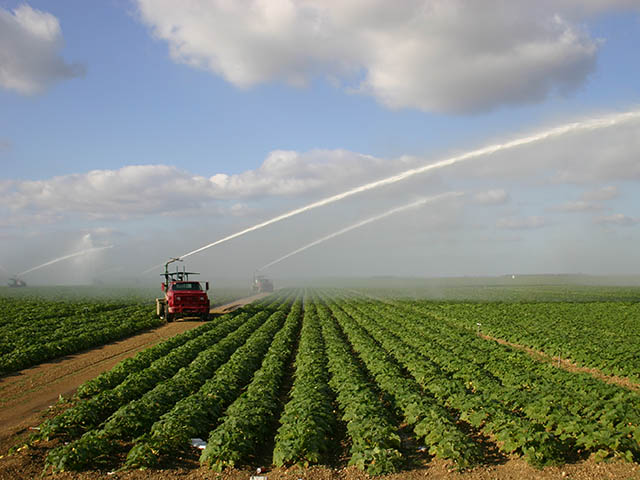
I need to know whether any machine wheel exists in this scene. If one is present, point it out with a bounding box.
[160,304,174,322]
[200,313,210,322]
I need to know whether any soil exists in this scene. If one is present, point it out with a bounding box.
[210,293,269,315]
[1,295,639,479]
[1,442,639,480]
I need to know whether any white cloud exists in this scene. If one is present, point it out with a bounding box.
[132,0,633,113]
[0,5,84,95]
[496,216,546,230]
[581,185,619,201]
[595,213,639,226]
[5,165,211,219]
[474,189,509,205]
[208,149,394,198]
[2,150,401,222]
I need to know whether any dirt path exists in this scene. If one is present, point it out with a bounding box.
[210,293,269,314]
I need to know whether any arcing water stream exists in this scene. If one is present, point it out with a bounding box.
[18,245,113,276]
[257,192,462,271]
[143,108,640,273]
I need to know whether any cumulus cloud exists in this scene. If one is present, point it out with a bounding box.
[474,189,509,205]
[132,0,630,113]
[496,216,546,230]
[595,213,639,226]
[209,149,396,198]
[2,150,401,221]
[0,4,84,95]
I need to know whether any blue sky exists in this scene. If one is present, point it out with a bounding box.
[1,1,640,282]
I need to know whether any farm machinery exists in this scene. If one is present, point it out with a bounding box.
[8,276,27,287]
[251,273,274,294]
[156,258,210,322]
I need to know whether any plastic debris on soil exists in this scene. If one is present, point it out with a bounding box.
[190,438,207,449]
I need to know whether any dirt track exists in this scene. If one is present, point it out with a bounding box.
[209,293,268,314]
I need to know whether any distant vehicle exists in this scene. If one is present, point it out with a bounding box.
[8,276,26,288]
[252,273,274,294]
[156,258,210,322]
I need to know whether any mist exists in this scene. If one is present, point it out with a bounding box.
[2,109,639,287]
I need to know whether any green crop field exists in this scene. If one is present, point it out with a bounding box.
[24,287,640,475]
[0,286,248,375]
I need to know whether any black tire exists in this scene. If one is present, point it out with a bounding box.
[200,313,210,322]
[161,304,174,322]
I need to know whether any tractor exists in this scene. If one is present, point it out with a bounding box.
[251,273,274,294]
[8,276,27,288]
[156,258,210,322]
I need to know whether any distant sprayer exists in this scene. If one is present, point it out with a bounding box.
[251,273,274,294]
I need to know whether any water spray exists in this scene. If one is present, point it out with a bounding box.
[19,245,113,276]
[258,192,463,272]
[143,108,640,274]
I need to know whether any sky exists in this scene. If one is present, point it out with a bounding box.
[1,0,640,284]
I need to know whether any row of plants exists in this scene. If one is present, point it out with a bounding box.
[338,297,566,467]
[344,296,640,463]
[46,302,290,472]
[319,295,481,469]
[271,299,335,467]
[315,299,403,474]
[23,288,640,475]
[75,294,282,399]
[0,286,252,375]
[0,305,163,375]
[123,293,296,469]
[409,300,640,380]
[200,295,303,470]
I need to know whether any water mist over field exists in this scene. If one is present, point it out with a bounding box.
[140,108,640,276]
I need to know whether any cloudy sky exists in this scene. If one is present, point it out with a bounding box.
[1,0,640,283]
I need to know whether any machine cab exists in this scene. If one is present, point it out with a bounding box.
[157,258,210,322]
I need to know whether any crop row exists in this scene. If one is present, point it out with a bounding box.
[44,291,296,471]
[0,285,253,375]
[336,295,640,463]
[272,298,335,467]
[319,295,482,469]
[29,289,640,475]
[407,300,640,380]
[0,305,163,375]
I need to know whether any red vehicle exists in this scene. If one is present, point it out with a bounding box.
[156,258,210,322]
